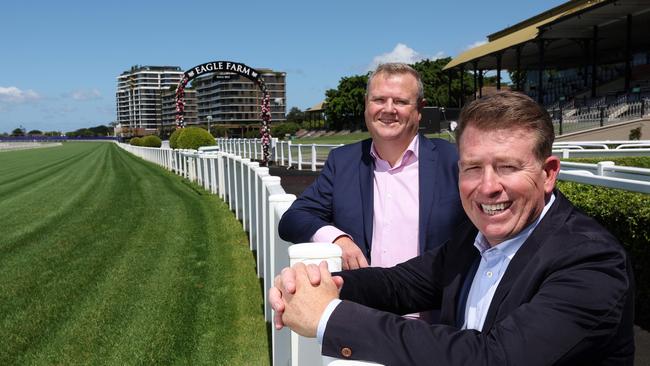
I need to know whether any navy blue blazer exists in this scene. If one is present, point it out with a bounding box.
[278,134,465,261]
[324,192,635,365]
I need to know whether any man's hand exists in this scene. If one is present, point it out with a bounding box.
[269,261,344,330]
[334,236,369,270]
[281,262,340,337]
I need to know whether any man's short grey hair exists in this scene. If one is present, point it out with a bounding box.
[366,63,424,104]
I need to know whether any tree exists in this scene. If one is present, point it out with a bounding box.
[11,128,25,136]
[27,130,43,135]
[286,107,305,123]
[324,74,368,130]
[411,58,473,107]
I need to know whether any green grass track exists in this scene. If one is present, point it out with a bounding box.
[0,142,269,365]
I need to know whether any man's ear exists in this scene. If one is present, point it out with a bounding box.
[418,98,427,111]
[543,155,561,193]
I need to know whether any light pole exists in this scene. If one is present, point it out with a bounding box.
[206,115,212,135]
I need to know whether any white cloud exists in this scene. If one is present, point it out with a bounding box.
[464,40,488,51]
[69,88,102,101]
[367,44,445,71]
[0,86,41,103]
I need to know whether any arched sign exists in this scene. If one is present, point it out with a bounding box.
[175,61,272,165]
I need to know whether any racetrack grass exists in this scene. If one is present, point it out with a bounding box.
[0,142,269,365]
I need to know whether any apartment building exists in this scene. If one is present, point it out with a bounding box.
[161,87,198,127]
[192,69,286,124]
[117,65,286,136]
[116,66,184,135]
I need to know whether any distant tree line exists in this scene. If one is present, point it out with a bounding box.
[2,124,113,138]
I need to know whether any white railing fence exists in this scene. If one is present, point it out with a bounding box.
[215,137,343,171]
[217,137,650,194]
[117,142,377,366]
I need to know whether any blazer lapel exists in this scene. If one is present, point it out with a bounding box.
[359,139,374,254]
[440,223,479,327]
[418,135,437,254]
[481,192,571,329]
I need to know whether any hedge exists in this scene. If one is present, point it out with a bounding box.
[169,129,182,149]
[175,127,215,150]
[271,122,300,139]
[142,135,162,148]
[129,137,143,146]
[559,155,650,329]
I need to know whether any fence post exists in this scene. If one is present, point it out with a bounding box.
[245,161,259,234]
[287,141,293,168]
[311,144,317,171]
[298,144,303,170]
[599,106,605,127]
[597,161,615,176]
[253,166,270,257]
[259,176,281,285]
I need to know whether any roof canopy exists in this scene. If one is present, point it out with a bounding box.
[444,0,650,71]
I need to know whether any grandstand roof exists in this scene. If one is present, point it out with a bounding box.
[444,0,650,71]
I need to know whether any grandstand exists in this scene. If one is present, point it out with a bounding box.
[443,0,650,137]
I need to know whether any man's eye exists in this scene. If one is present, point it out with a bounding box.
[498,165,517,173]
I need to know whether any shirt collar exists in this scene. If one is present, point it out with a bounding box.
[474,193,557,258]
[370,134,419,170]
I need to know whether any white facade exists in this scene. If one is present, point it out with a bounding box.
[116,66,184,133]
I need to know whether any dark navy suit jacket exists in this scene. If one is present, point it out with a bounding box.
[323,192,635,365]
[278,134,465,261]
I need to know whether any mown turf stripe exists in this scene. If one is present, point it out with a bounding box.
[0,142,269,365]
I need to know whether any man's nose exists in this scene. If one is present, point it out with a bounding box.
[478,168,502,196]
[382,99,396,113]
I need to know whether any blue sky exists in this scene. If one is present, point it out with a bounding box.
[0,0,565,134]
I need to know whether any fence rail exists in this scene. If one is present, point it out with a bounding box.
[214,137,650,194]
[215,137,342,171]
[117,142,374,365]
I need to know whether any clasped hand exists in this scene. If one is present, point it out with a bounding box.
[269,261,344,337]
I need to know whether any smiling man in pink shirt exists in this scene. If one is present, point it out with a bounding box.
[278,63,465,270]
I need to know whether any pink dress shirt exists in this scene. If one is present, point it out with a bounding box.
[312,135,420,268]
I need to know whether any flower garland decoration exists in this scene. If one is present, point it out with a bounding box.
[258,81,272,166]
[175,62,272,166]
[175,75,189,129]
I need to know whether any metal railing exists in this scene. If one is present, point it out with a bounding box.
[117,142,376,365]
[559,161,650,194]
[549,98,650,135]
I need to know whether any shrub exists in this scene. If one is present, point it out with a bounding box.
[244,129,260,138]
[271,122,300,139]
[557,181,650,330]
[210,125,228,138]
[142,135,162,148]
[130,137,143,146]
[169,128,183,149]
[175,127,215,150]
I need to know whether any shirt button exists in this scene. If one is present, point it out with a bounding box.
[486,271,493,278]
[341,347,353,358]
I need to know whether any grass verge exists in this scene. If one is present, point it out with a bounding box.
[0,142,269,365]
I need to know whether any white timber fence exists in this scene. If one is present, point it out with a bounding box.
[117,142,379,366]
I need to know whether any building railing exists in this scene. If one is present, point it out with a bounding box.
[549,97,650,135]
[116,142,377,365]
